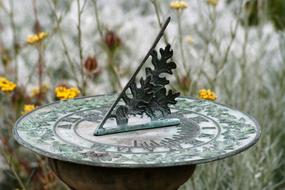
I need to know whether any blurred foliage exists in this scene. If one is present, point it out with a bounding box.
[0,0,284,189]
[267,0,285,30]
[243,0,259,26]
[241,0,285,30]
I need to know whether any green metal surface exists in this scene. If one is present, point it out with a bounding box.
[94,118,181,136]
[13,95,260,168]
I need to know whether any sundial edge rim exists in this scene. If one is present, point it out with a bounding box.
[13,94,261,168]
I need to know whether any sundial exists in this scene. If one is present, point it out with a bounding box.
[14,17,260,190]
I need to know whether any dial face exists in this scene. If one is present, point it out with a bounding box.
[55,109,219,153]
[14,95,260,168]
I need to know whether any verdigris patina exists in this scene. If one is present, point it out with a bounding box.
[14,95,260,168]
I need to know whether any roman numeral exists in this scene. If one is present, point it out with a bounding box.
[57,124,72,129]
[61,117,81,123]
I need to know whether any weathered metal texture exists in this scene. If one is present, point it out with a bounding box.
[96,17,173,132]
[95,118,181,136]
[14,95,260,168]
[48,158,196,190]
[96,43,181,135]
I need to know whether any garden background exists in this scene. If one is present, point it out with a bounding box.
[0,0,284,189]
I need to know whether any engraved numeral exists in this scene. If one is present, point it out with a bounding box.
[133,140,138,147]
[140,142,154,152]
[191,116,208,123]
[117,146,131,152]
[61,117,81,123]
[57,124,72,129]
[199,133,214,138]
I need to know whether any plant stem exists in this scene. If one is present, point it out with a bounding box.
[176,11,187,74]
[150,0,169,44]
[191,176,196,190]
[32,0,44,102]
[48,0,80,86]
[77,0,87,95]
[195,4,218,89]
[0,148,27,190]
[107,53,122,91]
[92,0,123,92]
[210,22,239,89]
[36,43,44,101]
[4,0,19,83]
[92,0,104,39]
[240,27,249,109]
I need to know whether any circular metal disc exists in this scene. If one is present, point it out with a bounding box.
[13,95,260,168]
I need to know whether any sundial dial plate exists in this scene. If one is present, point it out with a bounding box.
[54,108,219,153]
[14,95,260,168]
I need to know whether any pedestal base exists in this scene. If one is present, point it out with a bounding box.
[48,159,196,190]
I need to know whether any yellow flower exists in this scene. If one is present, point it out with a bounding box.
[55,86,80,100]
[22,104,36,115]
[207,0,218,6]
[199,89,217,101]
[170,1,188,10]
[26,32,48,45]
[185,35,193,44]
[0,77,16,93]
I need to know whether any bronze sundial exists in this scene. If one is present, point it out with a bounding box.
[13,17,260,190]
